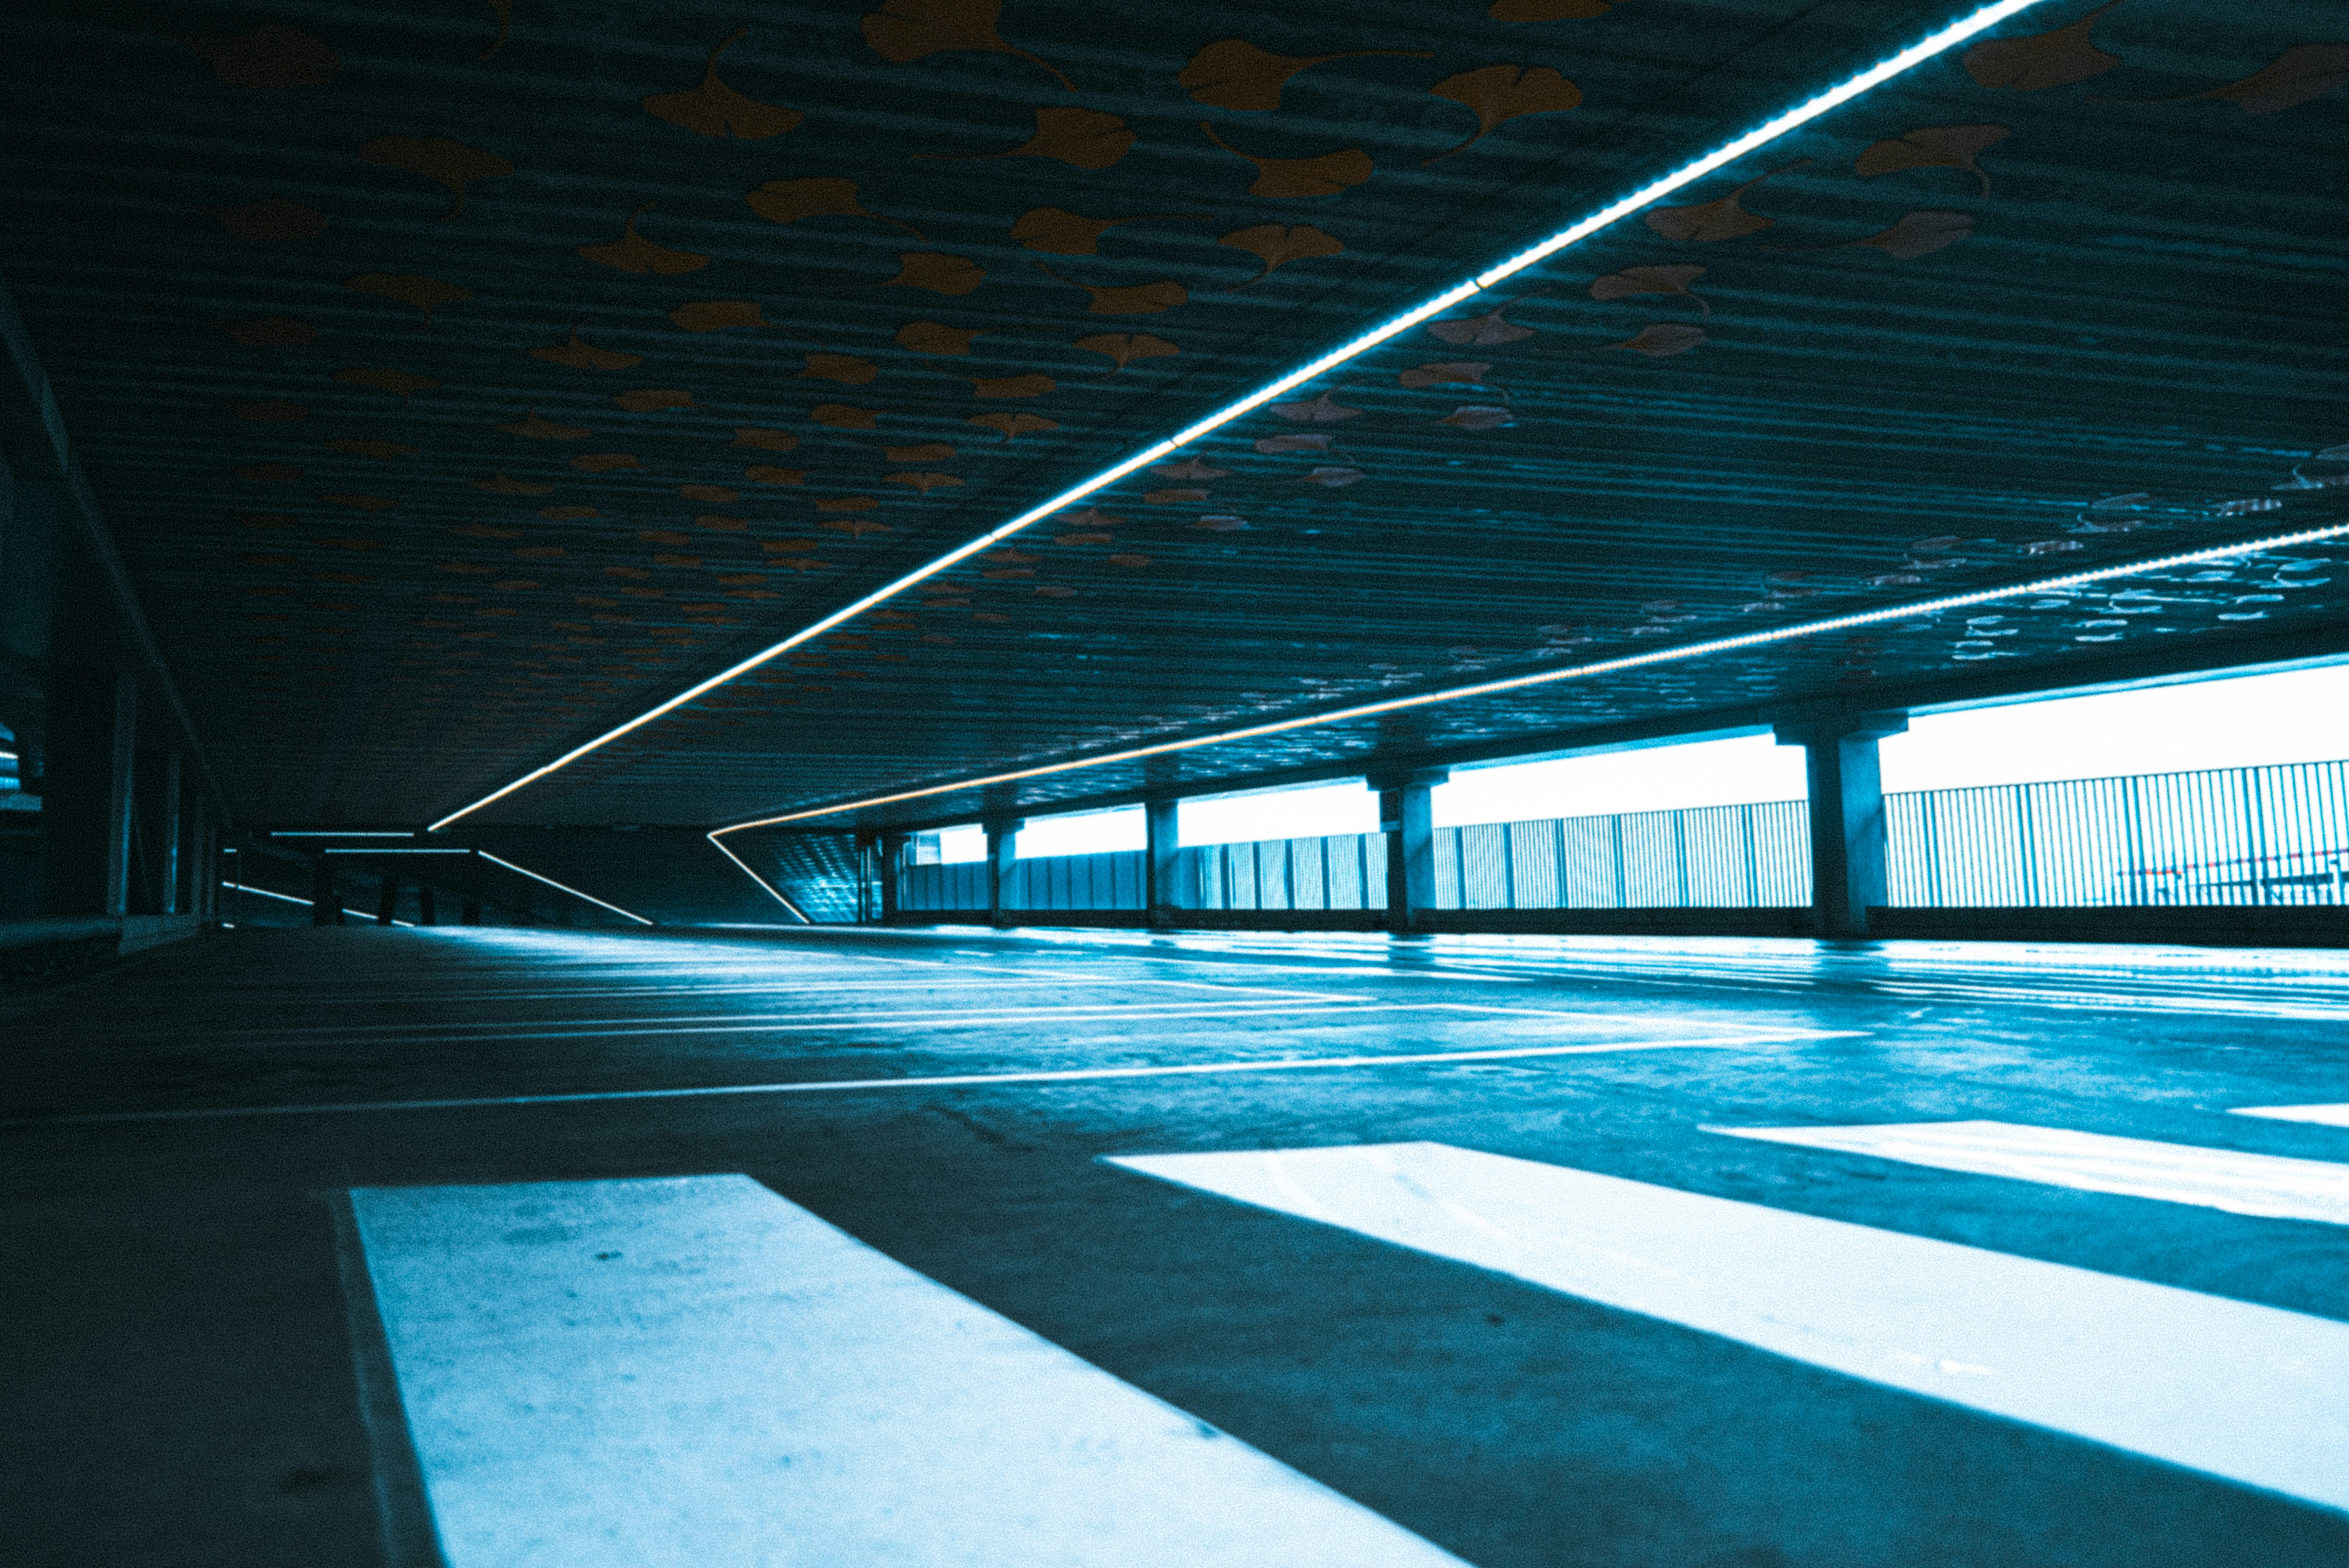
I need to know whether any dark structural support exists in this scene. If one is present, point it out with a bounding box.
[1774,708,1908,939]
[878,832,904,924]
[309,854,341,926]
[130,747,179,914]
[417,885,437,926]
[1371,768,1447,935]
[461,897,483,926]
[1145,799,1181,928]
[376,875,399,926]
[37,665,135,916]
[985,817,1019,927]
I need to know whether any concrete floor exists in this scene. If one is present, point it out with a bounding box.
[6,926,2349,1567]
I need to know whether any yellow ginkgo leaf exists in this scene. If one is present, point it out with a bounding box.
[1425,65,1580,163]
[345,272,472,320]
[824,518,894,536]
[671,300,771,333]
[643,28,804,139]
[1219,223,1343,287]
[2115,43,2349,115]
[887,471,964,493]
[1397,360,1492,388]
[183,24,337,87]
[746,178,924,238]
[968,412,1059,442]
[1007,206,1206,254]
[1606,323,1705,357]
[860,0,1074,91]
[333,366,441,400]
[745,465,806,485]
[470,471,552,494]
[888,253,984,294]
[948,108,1133,170]
[577,207,710,275]
[886,442,957,462]
[538,505,598,520]
[734,428,800,451]
[1200,125,1373,197]
[1848,210,1972,258]
[530,328,642,369]
[965,373,1054,398]
[1073,333,1180,372]
[1036,263,1186,315]
[571,453,641,471]
[1588,264,1709,315]
[1963,2,2122,90]
[1428,307,1534,345]
[1854,125,2009,196]
[1271,392,1361,423]
[356,136,512,217]
[1178,39,1430,111]
[897,321,980,355]
[680,484,739,503]
[500,410,593,440]
[202,199,327,241]
[802,354,879,384]
[1643,162,1802,242]
[817,496,880,512]
[614,388,696,412]
[811,404,881,429]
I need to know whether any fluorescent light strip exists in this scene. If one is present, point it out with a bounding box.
[472,851,655,926]
[704,832,817,925]
[270,830,417,838]
[717,519,2349,830]
[221,880,413,926]
[424,0,2051,834]
[322,847,473,855]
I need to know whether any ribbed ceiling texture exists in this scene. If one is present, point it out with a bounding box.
[2,1,2343,830]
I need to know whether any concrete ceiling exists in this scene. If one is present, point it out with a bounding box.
[3,0,2344,832]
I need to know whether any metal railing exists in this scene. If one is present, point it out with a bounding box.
[888,757,2349,919]
[1886,757,2349,907]
[1433,802,1811,910]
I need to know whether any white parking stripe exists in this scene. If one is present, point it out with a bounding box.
[1108,1141,2349,1513]
[1708,1120,2349,1226]
[2233,1103,2349,1129]
[349,1175,1469,1568]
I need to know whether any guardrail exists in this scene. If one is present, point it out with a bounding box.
[891,757,2349,918]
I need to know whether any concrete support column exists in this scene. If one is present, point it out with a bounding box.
[985,818,1020,928]
[155,751,183,913]
[37,666,136,916]
[310,854,342,926]
[1372,768,1446,935]
[418,885,438,926]
[1145,799,1182,927]
[376,874,400,926]
[1774,710,1907,938]
[879,833,904,924]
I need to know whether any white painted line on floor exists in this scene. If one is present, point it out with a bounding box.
[1707,1120,2349,1227]
[1107,1141,2349,1515]
[2232,1103,2349,1129]
[26,1032,1841,1124]
[349,1175,1469,1567]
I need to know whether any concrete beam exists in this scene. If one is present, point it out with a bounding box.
[1145,800,1181,927]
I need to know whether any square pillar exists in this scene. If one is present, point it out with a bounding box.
[418,885,438,926]
[1371,768,1446,935]
[986,818,1020,927]
[376,873,400,926]
[1145,799,1182,927]
[37,666,136,916]
[1775,710,1907,938]
[879,833,904,923]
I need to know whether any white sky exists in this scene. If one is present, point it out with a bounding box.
[933,661,2349,858]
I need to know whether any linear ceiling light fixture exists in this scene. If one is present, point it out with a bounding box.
[271,830,418,838]
[424,0,2049,834]
[473,850,656,926]
[704,833,817,925]
[712,520,2349,831]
